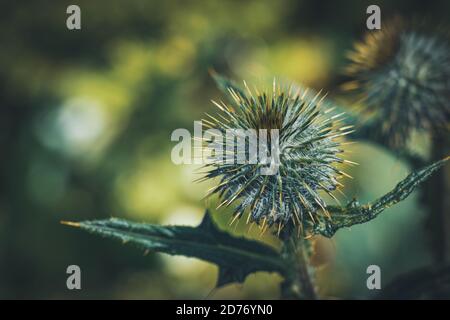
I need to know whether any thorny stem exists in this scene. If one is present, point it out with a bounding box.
[280,231,318,299]
[312,157,449,238]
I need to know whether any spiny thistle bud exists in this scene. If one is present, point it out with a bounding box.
[343,18,450,147]
[199,80,354,234]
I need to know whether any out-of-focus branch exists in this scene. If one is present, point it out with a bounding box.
[424,132,450,263]
[376,264,450,299]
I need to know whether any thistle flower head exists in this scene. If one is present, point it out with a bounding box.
[344,18,450,147]
[201,80,354,234]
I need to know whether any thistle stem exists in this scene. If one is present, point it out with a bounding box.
[424,132,450,264]
[281,232,318,299]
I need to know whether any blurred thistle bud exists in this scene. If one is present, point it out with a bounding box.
[199,79,355,235]
[343,18,450,147]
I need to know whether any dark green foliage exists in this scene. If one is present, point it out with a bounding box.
[63,210,287,287]
[65,157,448,289]
[377,264,450,299]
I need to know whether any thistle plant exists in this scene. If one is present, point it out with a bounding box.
[62,71,449,299]
[60,13,450,298]
[342,18,450,266]
[343,18,450,148]
[200,81,354,235]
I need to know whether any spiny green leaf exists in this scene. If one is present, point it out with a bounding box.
[312,157,449,237]
[62,210,287,287]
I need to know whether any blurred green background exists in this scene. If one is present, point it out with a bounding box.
[0,0,448,299]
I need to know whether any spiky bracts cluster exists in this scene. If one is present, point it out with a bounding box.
[200,81,354,234]
[343,18,450,147]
